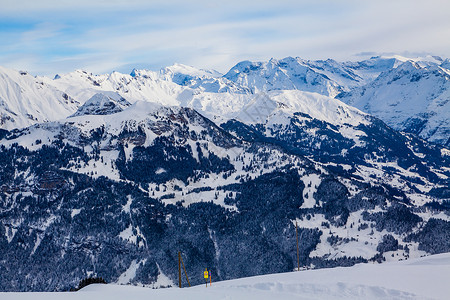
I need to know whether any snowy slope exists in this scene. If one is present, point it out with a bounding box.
[71,92,131,117]
[224,57,346,97]
[228,90,372,155]
[236,90,369,126]
[0,66,80,130]
[1,253,449,300]
[48,69,184,105]
[223,56,409,97]
[441,59,450,70]
[48,67,254,122]
[339,56,404,83]
[337,61,450,146]
[50,63,250,103]
[160,63,222,80]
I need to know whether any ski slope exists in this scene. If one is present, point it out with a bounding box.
[2,253,449,300]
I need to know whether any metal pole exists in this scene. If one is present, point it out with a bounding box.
[178,251,182,288]
[180,255,191,287]
[296,221,300,271]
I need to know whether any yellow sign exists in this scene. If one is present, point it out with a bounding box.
[204,270,209,279]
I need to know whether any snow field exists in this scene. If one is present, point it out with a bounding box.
[2,253,449,300]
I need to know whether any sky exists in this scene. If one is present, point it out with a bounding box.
[1,0,449,76]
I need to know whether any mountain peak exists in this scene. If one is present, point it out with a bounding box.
[224,57,345,96]
[395,60,421,72]
[70,93,131,117]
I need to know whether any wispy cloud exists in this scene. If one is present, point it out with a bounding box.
[20,22,64,43]
[0,0,449,76]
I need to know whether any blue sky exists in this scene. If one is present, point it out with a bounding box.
[1,0,449,76]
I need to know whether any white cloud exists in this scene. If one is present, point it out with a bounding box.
[21,22,65,43]
[1,0,449,75]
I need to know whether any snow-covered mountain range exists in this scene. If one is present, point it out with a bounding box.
[0,55,449,292]
[337,60,450,146]
[1,55,448,145]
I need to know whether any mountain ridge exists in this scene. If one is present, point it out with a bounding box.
[1,54,448,146]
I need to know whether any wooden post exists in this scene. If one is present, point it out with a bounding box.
[296,221,300,271]
[180,254,191,287]
[178,252,182,288]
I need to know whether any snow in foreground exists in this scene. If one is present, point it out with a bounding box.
[2,253,449,300]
